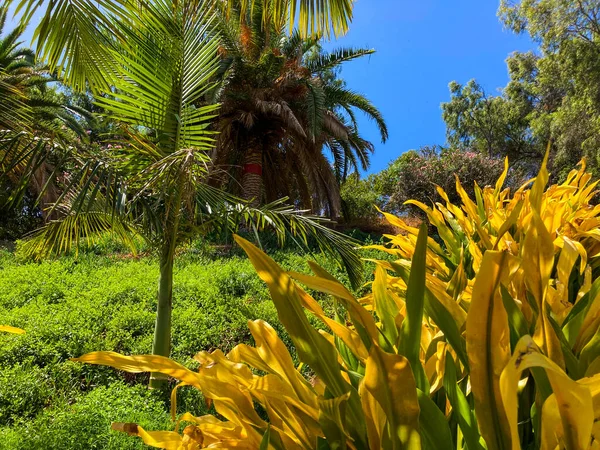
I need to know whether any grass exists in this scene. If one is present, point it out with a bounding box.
[0,237,377,448]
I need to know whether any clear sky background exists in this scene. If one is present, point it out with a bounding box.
[8,0,535,175]
[326,0,535,174]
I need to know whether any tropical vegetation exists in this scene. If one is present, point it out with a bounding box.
[0,0,365,390]
[209,0,387,214]
[5,0,600,449]
[70,156,600,449]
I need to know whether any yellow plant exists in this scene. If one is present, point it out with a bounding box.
[0,325,25,334]
[74,156,600,449]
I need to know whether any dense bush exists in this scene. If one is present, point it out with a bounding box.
[0,184,43,241]
[0,383,171,450]
[78,158,600,449]
[384,146,508,214]
[0,364,52,425]
[340,173,382,224]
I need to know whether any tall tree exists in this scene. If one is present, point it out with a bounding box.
[439,1,600,179]
[441,79,537,163]
[210,1,387,216]
[0,6,91,225]
[499,0,600,178]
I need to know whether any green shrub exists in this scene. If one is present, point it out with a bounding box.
[0,243,370,443]
[0,382,170,450]
[382,146,509,214]
[340,172,382,223]
[0,364,52,425]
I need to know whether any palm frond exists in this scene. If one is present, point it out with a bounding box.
[228,0,353,38]
[213,197,363,288]
[0,130,60,206]
[0,77,30,129]
[305,79,325,139]
[21,208,140,260]
[307,47,374,73]
[14,0,135,92]
[96,2,221,152]
[323,110,349,141]
[324,84,389,142]
[254,99,306,138]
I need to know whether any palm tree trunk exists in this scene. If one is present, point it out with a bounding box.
[149,241,174,389]
[242,146,263,207]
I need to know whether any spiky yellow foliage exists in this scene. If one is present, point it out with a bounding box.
[75,157,600,449]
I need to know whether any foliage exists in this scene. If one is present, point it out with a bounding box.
[498,0,600,179]
[224,0,354,38]
[441,1,600,179]
[0,244,367,447]
[73,156,600,449]
[0,364,52,425]
[210,0,387,215]
[0,186,42,240]
[2,0,365,377]
[0,382,171,450]
[383,146,507,215]
[339,173,382,223]
[441,79,537,163]
[0,5,92,226]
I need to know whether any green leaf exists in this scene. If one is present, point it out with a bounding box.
[259,426,270,450]
[501,285,529,350]
[398,222,429,392]
[417,389,454,450]
[443,356,484,450]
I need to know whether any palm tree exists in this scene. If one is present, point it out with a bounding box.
[0,6,34,130]
[209,1,388,216]
[0,6,91,221]
[3,0,362,388]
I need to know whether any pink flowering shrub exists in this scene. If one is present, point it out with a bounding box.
[385,146,507,214]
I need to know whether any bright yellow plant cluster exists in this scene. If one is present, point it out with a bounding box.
[74,157,600,449]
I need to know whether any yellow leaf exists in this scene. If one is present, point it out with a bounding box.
[0,325,25,334]
[234,235,368,448]
[318,392,352,448]
[466,250,512,450]
[556,237,585,291]
[495,157,510,195]
[455,175,481,221]
[523,212,565,368]
[500,336,594,450]
[288,270,380,344]
[72,352,202,387]
[230,320,316,407]
[295,286,369,361]
[530,147,550,213]
[247,375,318,448]
[136,427,183,450]
[362,345,421,449]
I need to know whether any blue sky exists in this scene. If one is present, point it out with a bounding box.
[326,0,535,174]
[8,0,535,175]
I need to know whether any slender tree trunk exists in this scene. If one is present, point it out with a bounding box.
[242,146,263,207]
[32,163,59,221]
[149,242,174,389]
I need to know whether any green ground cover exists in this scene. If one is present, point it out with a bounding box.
[0,241,366,449]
